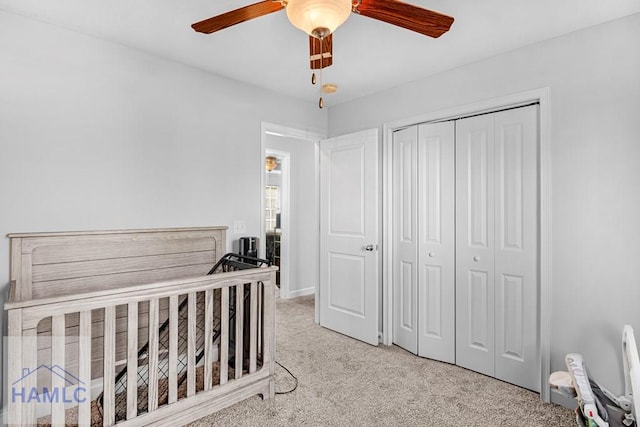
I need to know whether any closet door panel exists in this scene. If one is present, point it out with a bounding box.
[494,105,539,391]
[417,121,455,363]
[455,114,495,377]
[392,126,418,353]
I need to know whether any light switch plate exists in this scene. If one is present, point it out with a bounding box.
[233,220,246,234]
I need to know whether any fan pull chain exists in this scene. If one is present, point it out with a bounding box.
[318,35,324,109]
[311,36,318,86]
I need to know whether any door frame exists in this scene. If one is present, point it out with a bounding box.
[260,123,325,308]
[381,87,552,401]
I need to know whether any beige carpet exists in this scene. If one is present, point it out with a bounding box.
[189,295,575,426]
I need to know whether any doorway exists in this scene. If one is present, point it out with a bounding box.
[264,150,288,291]
[260,123,323,302]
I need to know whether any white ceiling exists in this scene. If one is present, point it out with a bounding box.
[2,0,640,105]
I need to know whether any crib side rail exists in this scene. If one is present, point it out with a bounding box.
[5,267,277,426]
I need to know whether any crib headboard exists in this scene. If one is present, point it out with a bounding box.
[8,226,227,302]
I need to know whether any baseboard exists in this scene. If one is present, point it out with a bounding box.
[285,287,315,299]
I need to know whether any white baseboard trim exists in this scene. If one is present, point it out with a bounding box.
[284,287,315,299]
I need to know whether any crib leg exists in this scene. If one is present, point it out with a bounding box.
[261,378,276,400]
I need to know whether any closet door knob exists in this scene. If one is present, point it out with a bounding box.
[428,252,435,258]
[473,256,480,262]
[365,244,375,252]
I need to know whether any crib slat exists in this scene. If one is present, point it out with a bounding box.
[249,282,258,373]
[78,310,92,426]
[168,295,179,404]
[187,291,197,397]
[220,287,229,385]
[235,285,244,379]
[263,271,276,398]
[204,289,214,391]
[103,306,116,426]
[257,282,262,353]
[148,298,160,411]
[7,309,23,426]
[51,314,66,426]
[22,328,37,425]
[126,302,138,419]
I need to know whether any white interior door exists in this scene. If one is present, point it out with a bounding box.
[392,126,418,353]
[319,128,379,346]
[417,121,456,363]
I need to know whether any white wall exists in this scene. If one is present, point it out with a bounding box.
[265,134,318,298]
[2,5,639,410]
[328,13,640,398]
[0,11,326,405]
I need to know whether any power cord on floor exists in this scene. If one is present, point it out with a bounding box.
[275,360,298,394]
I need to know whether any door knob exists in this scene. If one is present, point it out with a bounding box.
[473,256,480,262]
[428,252,435,258]
[365,244,375,252]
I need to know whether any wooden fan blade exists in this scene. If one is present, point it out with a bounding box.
[192,1,284,34]
[354,0,454,38]
[309,34,333,70]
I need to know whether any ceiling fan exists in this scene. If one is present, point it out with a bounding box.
[192,0,454,107]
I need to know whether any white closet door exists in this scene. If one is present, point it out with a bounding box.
[456,106,539,391]
[392,126,418,353]
[493,106,539,391]
[455,114,496,377]
[417,121,456,363]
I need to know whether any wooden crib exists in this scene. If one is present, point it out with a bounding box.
[5,227,277,426]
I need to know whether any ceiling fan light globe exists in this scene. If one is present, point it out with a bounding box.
[286,0,351,37]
